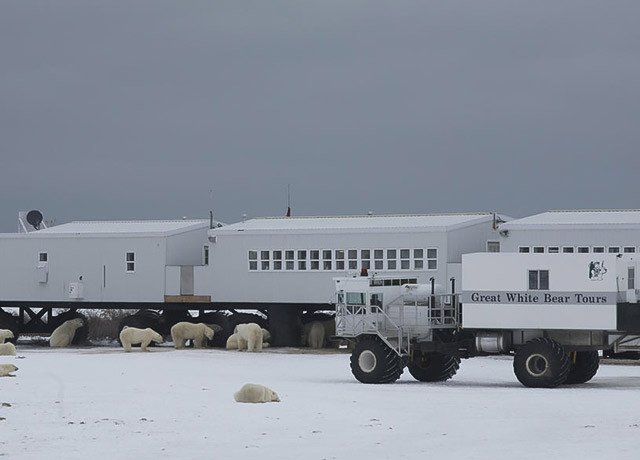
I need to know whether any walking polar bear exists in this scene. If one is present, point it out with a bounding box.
[226,328,270,351]
[0,364,18,377]
[234,383,280,403]
[50,318,84,347]
[233,323,265,352]
[171,322,219,349]
[0,342,17,356]
[119,326,163,352]
[303,321,325,349]
[0,329,14,344]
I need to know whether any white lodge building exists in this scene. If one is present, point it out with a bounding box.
[195,213,505,306]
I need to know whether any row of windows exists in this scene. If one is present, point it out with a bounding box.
[248,248,438,272]
[519,246,638,254]
[37,251,137,273]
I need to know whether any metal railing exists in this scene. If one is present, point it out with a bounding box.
[336,293,460,357]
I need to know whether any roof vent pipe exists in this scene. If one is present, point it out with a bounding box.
[209,210,214,229]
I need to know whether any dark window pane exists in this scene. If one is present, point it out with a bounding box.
[539,270,549,290]
[529,271,538,290]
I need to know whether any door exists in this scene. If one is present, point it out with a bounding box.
[627,264,637,303]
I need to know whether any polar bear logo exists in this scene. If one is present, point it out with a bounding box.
[0,342,17,356]
[119,326,163,352]
[234,383,280,403]
[50,318,84,348]
[0,329,14,344]
[234,323,264,352]
[0,364,18,377]
[170,322,216,349]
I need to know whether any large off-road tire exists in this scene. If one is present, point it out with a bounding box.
[350,336,404,384]
[565,351,599,385]
[0,311,19,344]
[513,337,571,388]
[408,351,460,382]
[196,312,230,348]
[51,311,89,345]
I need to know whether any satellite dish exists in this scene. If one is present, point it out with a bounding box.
[26,210,43,230]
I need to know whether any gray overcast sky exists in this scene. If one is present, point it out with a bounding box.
[1,1,639,232]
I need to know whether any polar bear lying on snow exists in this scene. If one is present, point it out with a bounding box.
[119,326,163,352]
[0,342,17,356]
[50,318,84,347]
[226,328,270,351]
[234,383,280,403]
[0,364,18,377]
[233,323,265,352]
[171,322,219,349]
[0,329,14,344]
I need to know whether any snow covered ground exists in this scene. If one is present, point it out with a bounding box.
[1,345,640,460]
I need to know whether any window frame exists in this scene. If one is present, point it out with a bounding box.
[126,251,136,273]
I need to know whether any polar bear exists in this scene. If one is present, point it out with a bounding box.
[0,342,17,356]
[170,322,216,349]
[234,323,264,352]
[119,326,163,352]
[0,329,14,344]
[50,318,84,347]
[0,364,18,377]
[226,329,271,350]
[304,321,325,349]
[234,383,280,403]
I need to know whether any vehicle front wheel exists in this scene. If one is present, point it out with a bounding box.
[350,336,404,384]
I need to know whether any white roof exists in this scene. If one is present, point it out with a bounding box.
[213,213,499,235]
[503,210,640,230]
[29,220,210,237]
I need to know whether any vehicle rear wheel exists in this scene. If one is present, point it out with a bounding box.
[408,351,460,382]
[565,351,599,384]
[513,337,571,388]
[350,336,404,384]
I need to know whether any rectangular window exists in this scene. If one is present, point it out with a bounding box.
[528,270,549,290]
[249,261,258,270]
[323,250,332,270]
[387,260,397,270]
[608,247,620,254]
[348,249,357,270]
[533,247,544,253]
[273,251,282,270]
[261,261,269,270]
[593,247,604,253]
[624,247,636,253]
[346,292,365,305]
[203,246,209,265]
[335,250,345,260]
[374,249,384,270]
[400,249,410,270]
[126,252,135,272]
[39,252,48,262]
[248,250,258,260]
[297,250,307,260]
[413,248,424,270]
[578,247,589,253]
[548,247,559,254]
[310,250,319,270]
[286,261,294,270]
[487,242,500,253]
[628,267,635,290]
[562,247,574,253]
[298,260,307,270]
[519,247,530,253]
[427,248,437,270]
[261,250,270,260]
[336,260,345,270]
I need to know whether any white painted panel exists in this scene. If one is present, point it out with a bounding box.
[462,304,617,330]
[165,266,180,296]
